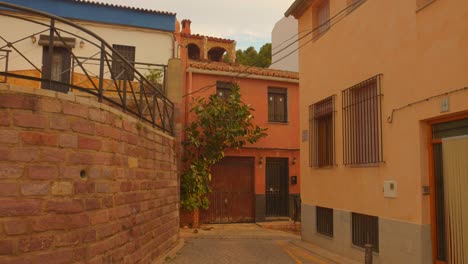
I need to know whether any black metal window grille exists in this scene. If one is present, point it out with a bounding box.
[316,206,333,237]
[112,44,135,81]
[309,96,336,167]
[216,81,233,100]
[268,87,287,123]
[352,213,379,252]
[342,74,383,165]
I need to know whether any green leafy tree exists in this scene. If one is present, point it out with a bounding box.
[235,43,271,68]
[144,67,163,91]
[257,43,272,68]
[181,84,267,212]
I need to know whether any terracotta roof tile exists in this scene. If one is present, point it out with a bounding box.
[72,0,176,16]
[188,61,299,80]
[181,33,235,43]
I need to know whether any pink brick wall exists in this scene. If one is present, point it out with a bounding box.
[0,85,179,263]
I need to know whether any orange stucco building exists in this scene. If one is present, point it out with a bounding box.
[286,0,468,263]
[178,21,301,223]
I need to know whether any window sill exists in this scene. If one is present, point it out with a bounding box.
[268,121,289,125]
[310,165,337,169]
[345,162,384,168]
[351,244,380,255]
[416,0,436,13]
[316,232,334,240]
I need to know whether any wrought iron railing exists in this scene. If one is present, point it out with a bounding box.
[0,2,174,135]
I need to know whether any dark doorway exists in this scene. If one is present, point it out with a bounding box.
[429,117,468,264]
[41,46,71,93]
[266,158,289,217]
[200,156,255,223]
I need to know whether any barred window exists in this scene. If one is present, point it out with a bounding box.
[342,75,383,165]
[112,44,135,81]
[352,213,379,252]
[309,96,335,167]
[316,206,333,237]
[268,88,287,123]
[216,81,233,100]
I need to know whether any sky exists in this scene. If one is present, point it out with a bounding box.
[97,0,296,51]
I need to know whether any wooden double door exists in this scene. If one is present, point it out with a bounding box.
[200,157,255,223]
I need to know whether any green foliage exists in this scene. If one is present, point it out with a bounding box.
[180,84,267,211]
[235,43,271,68]
[144,67,163,91]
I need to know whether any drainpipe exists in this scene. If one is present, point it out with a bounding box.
[159,31,177,59]
[184,70,192,128]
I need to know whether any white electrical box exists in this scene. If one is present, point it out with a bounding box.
[383,180,398,198]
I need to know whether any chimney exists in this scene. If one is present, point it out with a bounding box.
[181,19,191,34]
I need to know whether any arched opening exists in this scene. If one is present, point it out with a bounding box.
[208,47,227,62]
[187,43,200,60]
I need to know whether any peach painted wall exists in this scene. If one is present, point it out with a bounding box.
[297,0,468,224]
[186,71,300,196]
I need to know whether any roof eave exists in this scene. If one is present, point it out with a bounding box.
[284,0,312,19]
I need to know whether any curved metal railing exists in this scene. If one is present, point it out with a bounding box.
[0,2,174,135]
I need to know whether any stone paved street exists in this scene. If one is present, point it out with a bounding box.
[163,224,359,264]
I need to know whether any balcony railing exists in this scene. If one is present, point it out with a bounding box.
[0,2,174,135]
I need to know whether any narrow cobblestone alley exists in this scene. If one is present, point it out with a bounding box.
[162,224,359,264]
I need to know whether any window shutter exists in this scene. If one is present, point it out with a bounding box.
[318,0,330,34]
[268,95,274,121]
[277,94,285,122]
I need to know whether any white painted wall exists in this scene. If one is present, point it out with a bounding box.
[0,12,174,79]
[270,17,298,72]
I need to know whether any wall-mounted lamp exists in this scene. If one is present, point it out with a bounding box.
[258,157,263,165]
[292,157,297,165]
[31,35,37,44]
[79,40,85,48]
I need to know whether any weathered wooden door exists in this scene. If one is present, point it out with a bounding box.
[266,158,289,217]
[42,46,71,93]
[200,157,254,223]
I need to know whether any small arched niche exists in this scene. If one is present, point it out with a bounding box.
[187,43,201,60]
[208,47,227,62]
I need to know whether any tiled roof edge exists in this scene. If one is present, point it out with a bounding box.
[180,33,235,43]
[188,61,299,80]
[72,0,176,16]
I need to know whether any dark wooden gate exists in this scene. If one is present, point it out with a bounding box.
[266,158,289,217]
[200,157,255,223]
